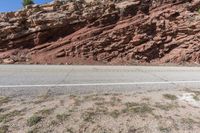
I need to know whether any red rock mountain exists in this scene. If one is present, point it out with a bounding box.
[0,0,200,65]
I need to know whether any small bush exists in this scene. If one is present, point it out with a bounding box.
[27,115,42,127]
[163,94,177,100]
[22,0,34,7]
[82,111,96,122]
[123,103,154,114]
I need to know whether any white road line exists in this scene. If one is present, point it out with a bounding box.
[0,80,200,88]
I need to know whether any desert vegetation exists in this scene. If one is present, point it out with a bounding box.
[22,0,34,7]
[0,89,200,132]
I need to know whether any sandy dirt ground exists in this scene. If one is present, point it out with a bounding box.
[0,88,200,133]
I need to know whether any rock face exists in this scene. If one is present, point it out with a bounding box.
[1,0,200,65]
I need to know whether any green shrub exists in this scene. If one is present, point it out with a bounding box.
[27,115,42,127]
[22,0,34,7]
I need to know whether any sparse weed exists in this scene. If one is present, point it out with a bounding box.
[155,103,178,111]
[27,127,39,133]
[82,109,97,123]
[84,94,104,101]
[109,110,120,118]
[56,113,70,122]
[181,118,198,129]
[125,102,140,107]
[0,110,21,123]
[123,103,154,114]
[36,108,54,116]
[159,126,171,133]
[193,94,200,101]
[27,115,42,127]
[110,97,121,106]
[163,94,177,100]
[66,128,74,133]
[0,97,10,105]
[0,125,8,133]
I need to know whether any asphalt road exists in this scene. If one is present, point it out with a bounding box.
[1,65,200,97]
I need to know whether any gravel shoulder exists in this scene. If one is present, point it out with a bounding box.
[0,88,200,133]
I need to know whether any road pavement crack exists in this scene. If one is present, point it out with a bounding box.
[42,68,74,96]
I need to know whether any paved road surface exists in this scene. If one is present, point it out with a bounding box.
[0,65,200,97]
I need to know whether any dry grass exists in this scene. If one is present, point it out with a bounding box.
[82,110,96,123]
[36,108,54,116]
[33,92,52,104]
[0,97,10,105]
[0,125,9,133]
[181,117,199,129]
[155,103,178,111]
[0,110,22,123]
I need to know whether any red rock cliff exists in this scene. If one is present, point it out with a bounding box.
[0,0,200,65]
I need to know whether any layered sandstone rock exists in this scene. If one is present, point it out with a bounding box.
[0,0,200,65]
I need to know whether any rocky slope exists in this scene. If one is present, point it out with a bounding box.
[0,0,200,65]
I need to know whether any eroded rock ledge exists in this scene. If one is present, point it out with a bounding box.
[0,0,200,65]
